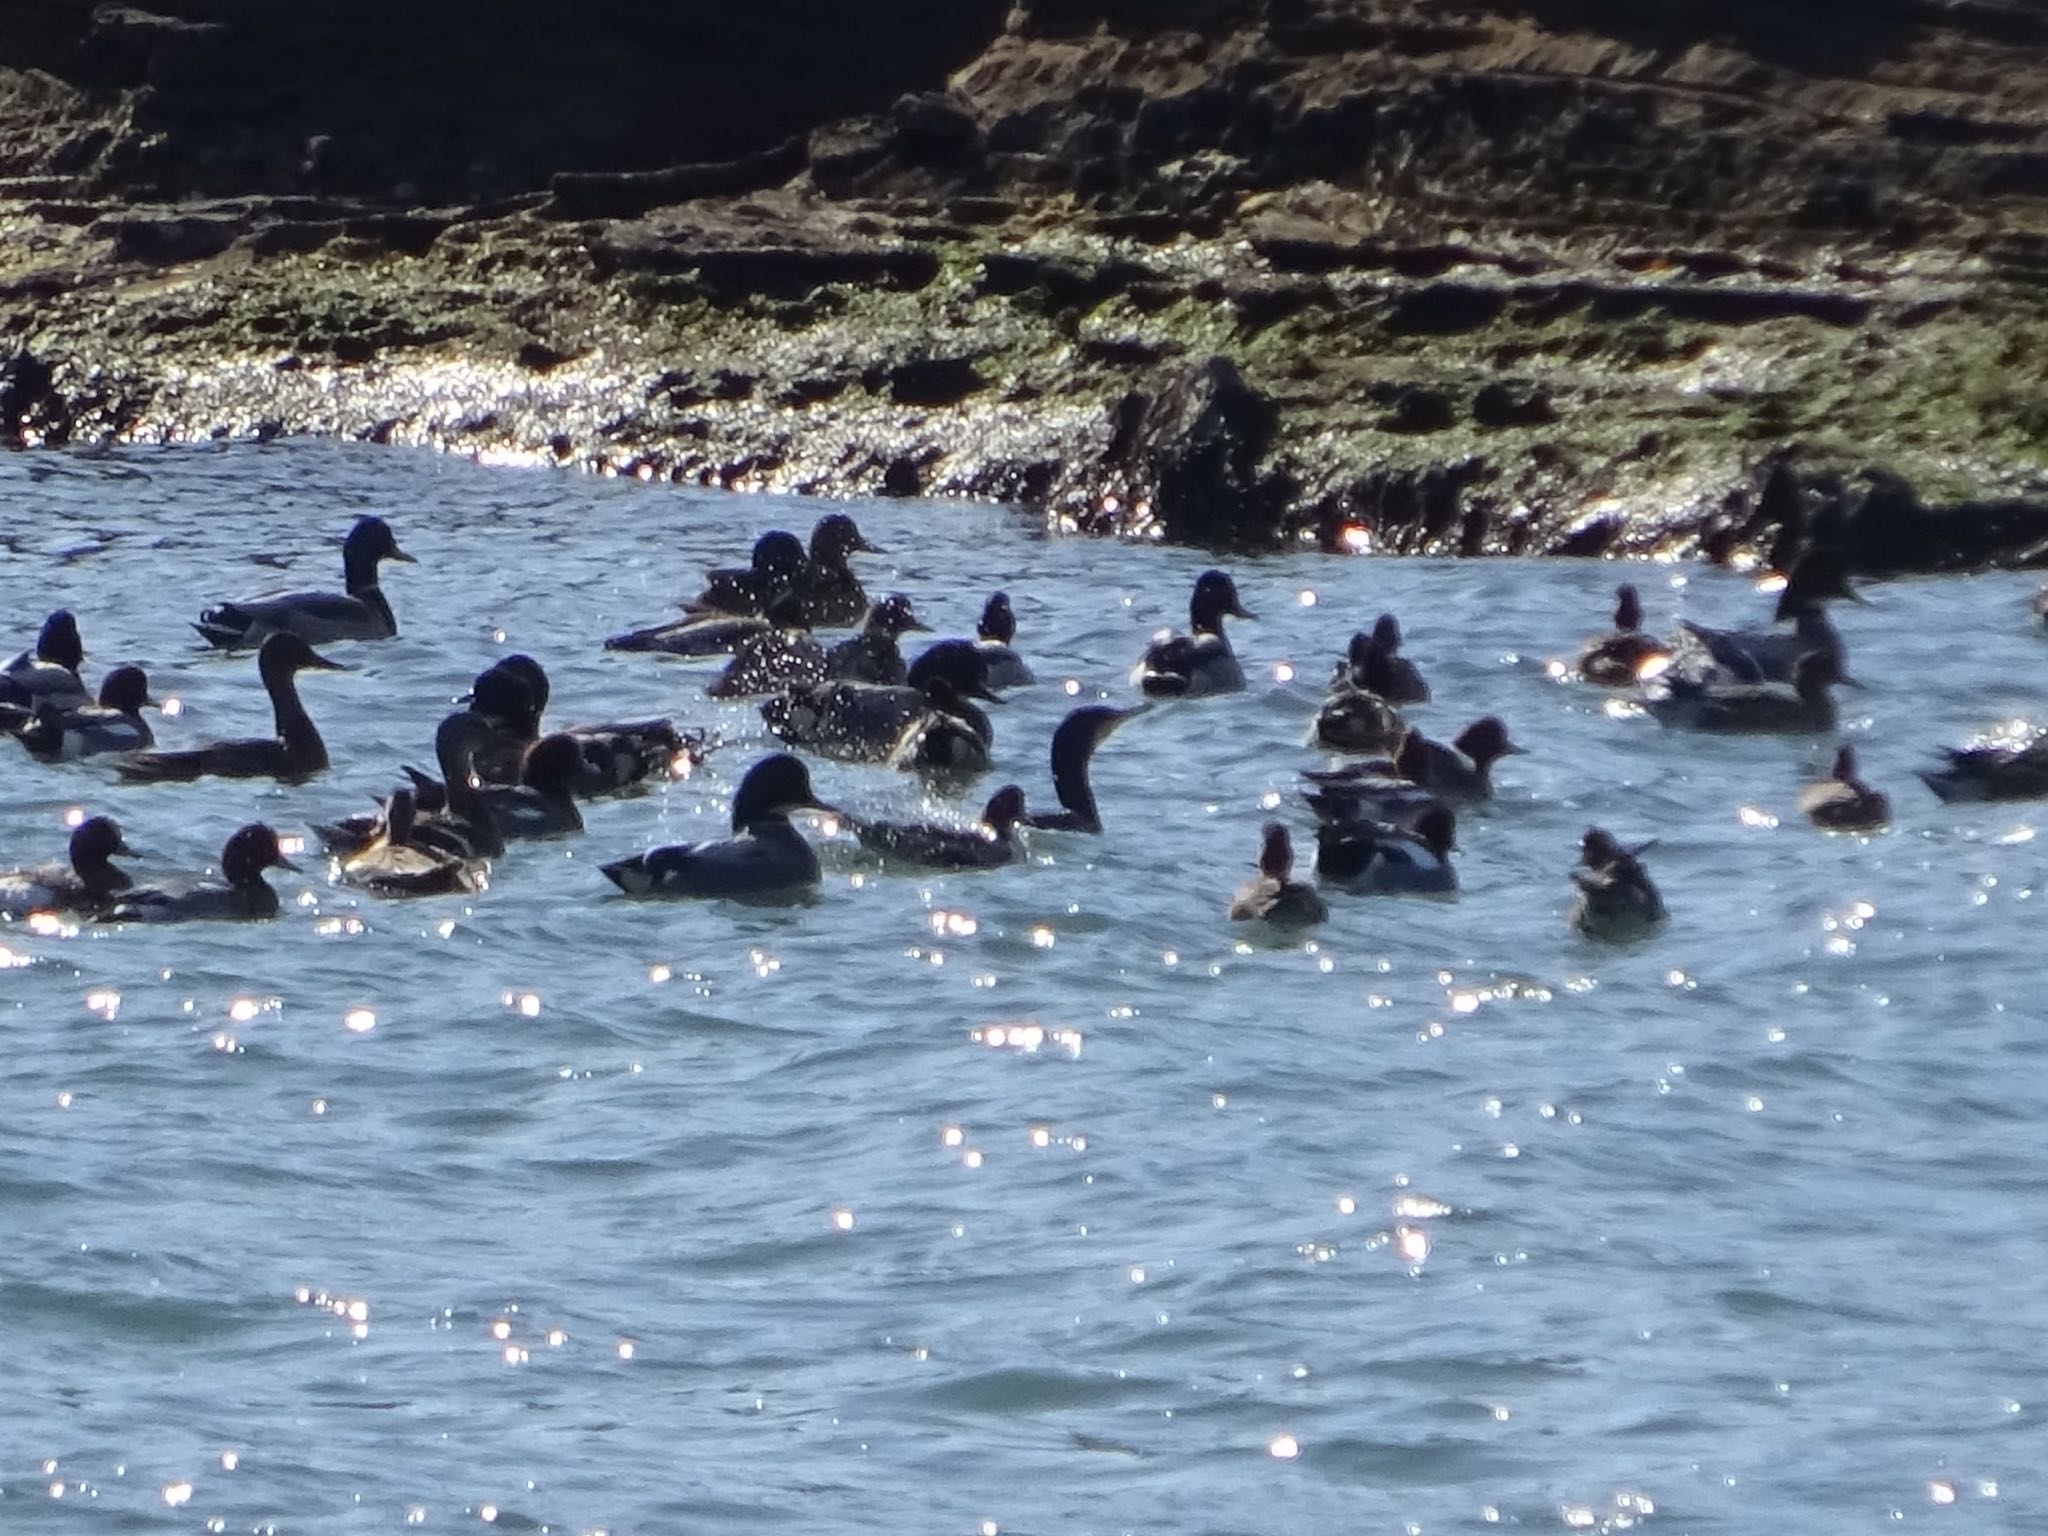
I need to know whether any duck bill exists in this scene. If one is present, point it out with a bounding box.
[1836,673,1866,690]
[1232,605,1258,621]
[804,796,843,819]
[305,651,349,672]
[388,545,418,564]
[855,536,886,555]
[272,853,301,873]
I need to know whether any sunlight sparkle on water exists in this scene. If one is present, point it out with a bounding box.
[1268,1434,1301,1460]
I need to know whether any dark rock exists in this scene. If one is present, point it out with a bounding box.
[1056,355,1292,545]
[0,349,57,445]
[888,356,985,406]
[1472,382,1558,429]
[1380,387,1457,434]
[544,137,808,220]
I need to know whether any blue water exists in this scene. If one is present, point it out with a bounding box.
[1,441,2043,1533]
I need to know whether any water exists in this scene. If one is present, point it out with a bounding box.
[1,441,2043,1533]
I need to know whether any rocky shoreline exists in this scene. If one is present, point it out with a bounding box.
[5,0,2048,566]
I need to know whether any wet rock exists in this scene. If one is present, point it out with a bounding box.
[888,356,985,407]
[1056,356,1293,545]
[1472,382,1558,430]
[0,348,57,446]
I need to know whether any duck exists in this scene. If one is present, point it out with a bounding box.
[787,513,882,628]
[973,592,1035,689]
[340,788,481,896]
[1309,718,1524,802]
[600,753,836,901]
[3,664,155,760]
[1642,649,1852,735]
[1,610,89,710]
[1359,614,1428,703]
[1310,639,1405,754]
[707,593,928,699]
[2033,584,2048,629]
[849,784,1028,871]
[1577,584,1668,687]
[467,654,700,795]
[678,529,810,619]
[761,639,996,769]
[403,730,584,841]
[193,515,415,648]
[400,712,507,859]
[104,824,296,923]
[1668,548,1858,683]
[1568,827,1666,941]
[0,816,136,918]
[1135,570,1254,697]
[1021,704,1143,833]
[1918,733,2048,803]
[116,634,344,782]
[1299,742,1445,827]
[604,608,783,659]
[1800,744,1890,832]
[1229,822,1328,926]
[1313,802,1458,894]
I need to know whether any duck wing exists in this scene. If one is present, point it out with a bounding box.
[603,615,771,657]
[851,815,1015,870]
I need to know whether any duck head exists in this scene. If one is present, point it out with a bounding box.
[1454,716,1525,769]
[1189,570,1254,632]
[1775,546,1860,620]
[868,593,929,638]
[222,823,295,885]
[978,592,1017,646]
[70,815,132,869]
[752,529,810,581]
[908,639,999,702]
[344,515,414,573]
[1413,804,1458,861]
[1256,820,1296,880]
[980,784,1029,837]
[811,513,882,564]
[98,664,156,713]
[1614,584,1643,632]
[1830,743,1862,783]
[1371,612,1404,654]
[1793,649,1857,697]
[257,632,347,684]
[730,752,837,831]
[36,610,84,671]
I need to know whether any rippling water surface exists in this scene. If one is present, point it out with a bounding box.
[2,442,2045,1533]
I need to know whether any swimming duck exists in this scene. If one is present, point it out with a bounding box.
[1577,584,1668,687]
[340,788,481,896]
[1310,640,1406,754]
[1135,570,1254,697]
[193,515,415,648]
[116,634,344,782]
[1568,828,1666,941]
[1918,733,2048,803]
[762,639,996,769]
[678,529,810,618]
[604,608,782,659]
[398,712,507,859]
[104,824,295,923]
[0,815,136,917]
[1313,802,1458,894]
[1642,649,1852,735]
[1311,718,1524,802]
[1800,744,1890,832]
[1021,704,1143,833]
[707,594,927,699]
[849,784,1028,871]
[404,730,584,841]
[3,664,155,760]
[2033,584,2048,629]
[1229,822,1328,926]
[0,610,89,710]
[1668,548,1858,683]
[468,655,701,795]
[1361,614,1429,703]
[788,513,882,628]
[600,753,836,901]
[974,593,1035,689]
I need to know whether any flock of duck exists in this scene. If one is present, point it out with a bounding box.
[1,507,2043,939]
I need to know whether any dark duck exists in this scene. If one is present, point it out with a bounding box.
[193,515,415,648]
[1229,822,1328,926]
[117,634,344,783]
[600,753,837,901]
[1135,570,1254,697]
[104,824,296,923]
[0,815,137,918]
[3,664,155,760]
